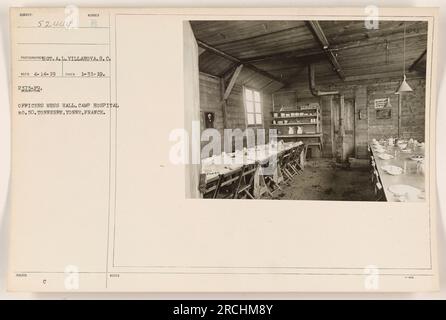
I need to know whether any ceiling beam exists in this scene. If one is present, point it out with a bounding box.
[220,62,239,78]
[259,79,275,90]
[243,50,325,64]
[332,32,427,52]
[198,47,206,56]
[196,39,286,85]
[409,49,427,72]
[305,21,345,81]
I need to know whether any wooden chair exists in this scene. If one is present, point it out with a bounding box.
[373,171,386,201]
[215,167,244,199]
[279,150,294,182]
[288,145,304,175]
[235,162,258,199]
[296,144,305,172]
[199,173,221,199]
[369,152,375,181]
[283,147,298,177]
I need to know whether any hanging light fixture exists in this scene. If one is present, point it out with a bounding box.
[396,22,413,94]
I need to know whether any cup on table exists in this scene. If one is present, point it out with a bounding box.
[395,192,408,202]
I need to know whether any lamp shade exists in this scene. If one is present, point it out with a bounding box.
[396,75,413,94]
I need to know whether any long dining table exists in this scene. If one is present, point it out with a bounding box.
[201,141,304,198]
[370,140,425,202]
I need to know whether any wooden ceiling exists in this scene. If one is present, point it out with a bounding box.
[190,20,428,90]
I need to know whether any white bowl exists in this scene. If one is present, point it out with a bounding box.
[382,165,403,175]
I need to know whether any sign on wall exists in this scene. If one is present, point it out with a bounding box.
[374,97,390,109]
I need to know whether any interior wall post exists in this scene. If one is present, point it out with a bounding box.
[338,95,346,162]
[398,94,402,138]
[220,77,228,129]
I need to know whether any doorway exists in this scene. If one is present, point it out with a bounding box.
[333,96,355,161]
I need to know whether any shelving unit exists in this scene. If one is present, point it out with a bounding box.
[271,104,322,141]
[270,90,323,157]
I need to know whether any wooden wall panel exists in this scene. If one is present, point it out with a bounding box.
[272,91,298,109]
[320,96,334,157]
[225,84,246,130]
[199,73,224,136]
[400,79,426,142]
[367,81,400,140]
[354,86,369,158]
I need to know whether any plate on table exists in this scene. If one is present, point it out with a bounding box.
[381,165,403,175]
[410,155,424,161]
[224,164,243,171]
[388,184,421,196]
[388,184,421,201]
[378,153,394,160]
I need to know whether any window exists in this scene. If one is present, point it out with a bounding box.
[244,87,262,126]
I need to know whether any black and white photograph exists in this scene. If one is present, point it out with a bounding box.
[4,5,442,296]
[187,20,428,202]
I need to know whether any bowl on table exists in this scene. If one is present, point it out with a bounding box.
[378,153,394,160]
[374,147,386,153]
[410,155,424,161]
[381,165,403,175]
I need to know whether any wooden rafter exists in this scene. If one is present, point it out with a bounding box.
[305,21,345,81]
[198,47,206,56]
[332,32,427,52]
[219,64,243,127]
[409,49,427,72]
[223,64,243,101]
[242,49,324,63]
[220,62,239,78]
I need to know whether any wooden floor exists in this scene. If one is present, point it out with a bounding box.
[275,158,376,201]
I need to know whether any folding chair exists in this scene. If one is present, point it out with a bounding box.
[235,162,258,199]
[259,157,282,196]
[288,146,304,175]
[279,150,294,182]
[296,144,305,172]
[371,169,378,185]
[283,147,298,177]
[215,167,244,199]
[373,171,386,201]
[199,173,221,199]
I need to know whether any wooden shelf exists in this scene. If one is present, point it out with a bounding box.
[272,115,317,119]
[272,122,317,126]
[271,110,318,113]
[277,133,322,138]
